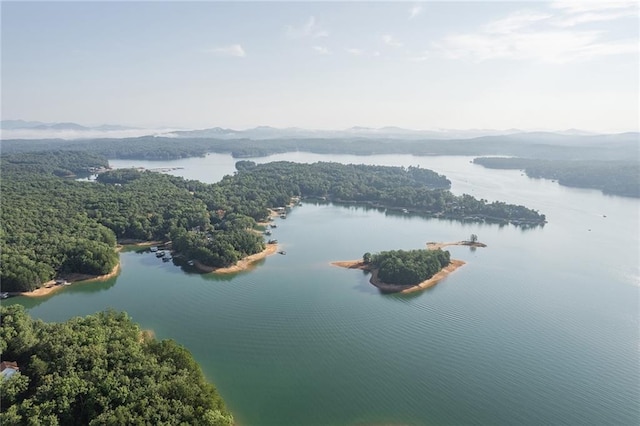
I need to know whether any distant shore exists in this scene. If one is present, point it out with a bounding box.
[193,243,279,274]
[18,263,121,298]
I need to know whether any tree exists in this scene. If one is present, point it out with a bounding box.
[0,306,234,426]
[363,252,372,264]
[469,234,478,242]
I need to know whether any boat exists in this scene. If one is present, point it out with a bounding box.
[402,208,408,214]
[0,292,9,299]
[278,250,286,255]
[280,214,287,219]
[268,239,278,244]
[162,257,171,262]
[187,260,195,266]
[155,251,165,258]
[150,246,158,252]
[264,230,272,236]
[270,224,277,228]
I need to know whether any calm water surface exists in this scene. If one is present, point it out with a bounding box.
[10,154,639,425]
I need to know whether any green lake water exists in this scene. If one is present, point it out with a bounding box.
[7,154,639,425]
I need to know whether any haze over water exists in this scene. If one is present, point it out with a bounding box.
[10,153,639,425]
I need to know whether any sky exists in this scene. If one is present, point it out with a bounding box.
[1,1,638,132]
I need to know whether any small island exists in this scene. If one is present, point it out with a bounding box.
[333,237,485,294]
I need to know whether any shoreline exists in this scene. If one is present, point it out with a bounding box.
[13,238,277,298]
[330,259,465,294]
[116,238,167,247]
[18,263,122,298]
[193,243,279,274]
[256,209,282,227]
[426,240,487,250]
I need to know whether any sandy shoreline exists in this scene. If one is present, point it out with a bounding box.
[397,259,465,294]
[117,239,165,247]
[193,243,279,274]
[12,238,278,298]
[18,263,122,298]
[331,259,465,294]
[256,209,282,227]
[426,241,487,250]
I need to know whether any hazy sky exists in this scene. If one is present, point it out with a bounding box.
[2,1,638,132]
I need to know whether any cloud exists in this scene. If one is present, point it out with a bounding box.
[550,1,637,14]
[209,44,246,58]
[549,0,638,26]
[483,11,552,34]
[437,30,636,63]
[408,51,429,62]
[0,127,181,140]
[554,9,638,27]
[345,48,365,56]
[409,4,423,19]
[286,16,329,39]
[382,34,404,48]
[435,5,638,63]
[312,46,331,55]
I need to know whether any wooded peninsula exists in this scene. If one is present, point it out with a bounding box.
[473,157,639,198]
[0,305,233,425]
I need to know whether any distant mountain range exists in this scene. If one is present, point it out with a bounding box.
[1,120,138,131]
[163,125,601,140]
[0,119,615,141]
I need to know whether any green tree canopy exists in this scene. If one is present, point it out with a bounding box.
[0,305,233,426]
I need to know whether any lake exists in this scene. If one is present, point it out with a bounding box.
[9,153,639,425]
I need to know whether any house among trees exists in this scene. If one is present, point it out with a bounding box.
[1,361,19,380]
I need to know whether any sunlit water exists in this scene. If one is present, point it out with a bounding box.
[8,154,639,425]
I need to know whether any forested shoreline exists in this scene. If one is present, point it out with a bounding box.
[2,133,635,199]
[0,305,233,425]
[473,157,640,198]
[1,133,636,161]
[1,151,544,292]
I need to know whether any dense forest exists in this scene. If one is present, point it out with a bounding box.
[0,152,262,291]
[364,249,452,286]
[214,161,546,224]
[0,305,233,425]
[1,151,544,292]
[473,157,640,198]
